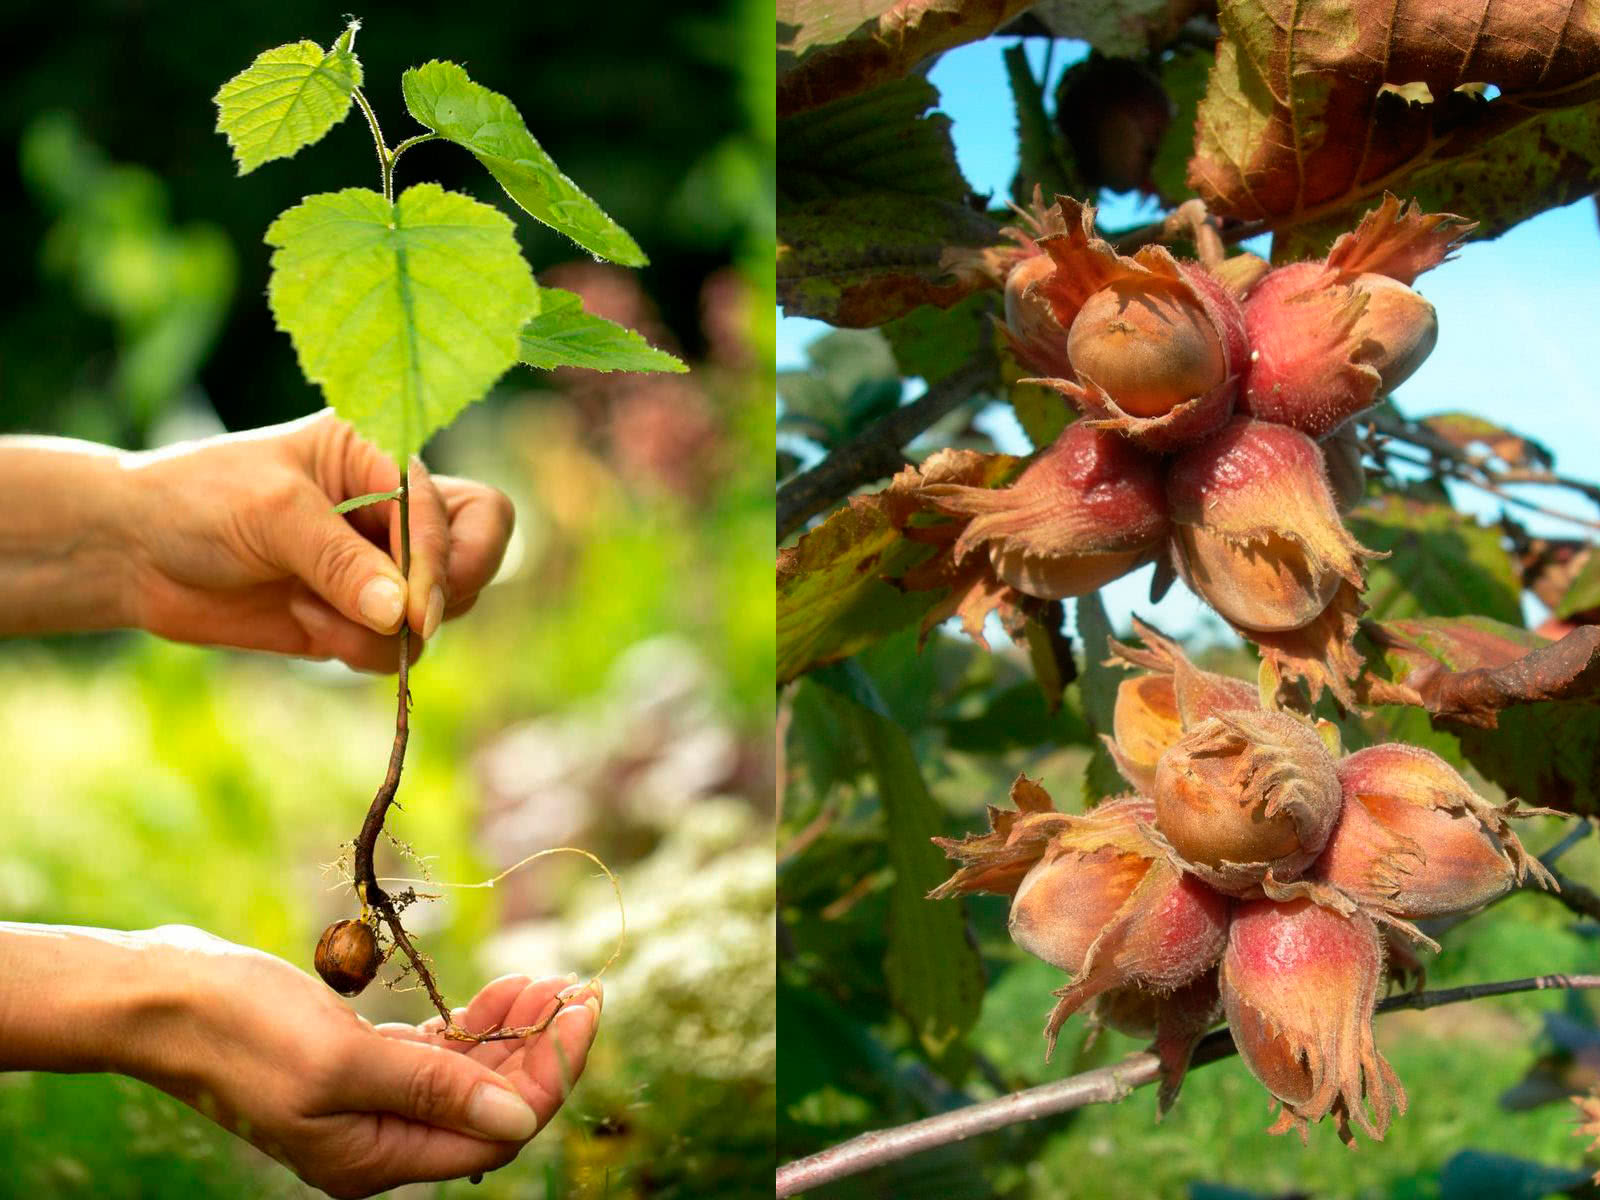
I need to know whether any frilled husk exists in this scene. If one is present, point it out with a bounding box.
[1152,709,1343,895]
[918,423,1168,600]
[1094,970,1222,1115]
[1222,896,1405,1144]
[1314,743,1556,919]
[1168,418,1378,633]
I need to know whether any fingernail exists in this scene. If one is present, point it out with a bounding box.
[583,993,601,1020]
[589,979,604,1012]
[424,585,445,640]
[557,1002,596,1036]
[466,1083,538,1141]
[358,577,405,631]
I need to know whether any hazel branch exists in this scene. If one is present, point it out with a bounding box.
[774,972,1600,1197]
[777,353,996,543]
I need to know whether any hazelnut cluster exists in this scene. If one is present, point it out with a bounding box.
[931,622,1553,1143]
[897,195,1470,702]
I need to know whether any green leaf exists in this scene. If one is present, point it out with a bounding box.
[881,295,990,386]
[517,287,685,375]
[1348,495,1523,625]
[779,75,968,207]
[1150,47,1211,204]
[816,662,986,1058]
[213,24,362,174]
[265,184,538,463]
[1558,552,1600,620]
[779,192,1000,325]
[1073,591,1128,804]
[1003,44,1077,206]
[400,60,645,267]
[332,489,400,514]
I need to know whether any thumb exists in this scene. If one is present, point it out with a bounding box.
[353,1040,540,1142]
[273,494,408,634]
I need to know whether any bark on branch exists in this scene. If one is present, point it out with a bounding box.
[776,972,1600,1197]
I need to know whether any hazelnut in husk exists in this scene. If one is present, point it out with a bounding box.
[315,918,380,996]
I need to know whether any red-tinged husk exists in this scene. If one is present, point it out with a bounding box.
[919,423,1168,600]
[1317,743,1556,918]
[1168,418,1379,633]
[928,774,1086,899]
[1222,896,1405,1144]
[1324,193,1474,287]
[1247,578,1369,708]
[1152,709,1343,895]
[1094,971,1223,1115]
[1004,199,1244,452]
[1242,262,1439,436]
[1042,857,1229,1059]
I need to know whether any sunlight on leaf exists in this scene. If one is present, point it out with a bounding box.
[401,60,646,266]
[265,183,538,463]
[518,287,686,375]
[213,24,362,174]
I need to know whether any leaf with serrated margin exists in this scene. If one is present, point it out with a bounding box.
[780,75,967,207]
[265,184,538,464]
[214,24,362,174]
[401,60,644,267]
[779,192,1000,326]
[1348,494,1522,625]
[518,287,685,374]
[1420,411,1554,470]
[1191,0,1600,247]
[813,661,985,1058]
[778,0,1038,118]
[1362,616,1600,811]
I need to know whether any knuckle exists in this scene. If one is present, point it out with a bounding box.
[312,532,371,594]
[404,1056,452,1124]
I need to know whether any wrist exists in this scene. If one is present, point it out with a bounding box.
[0,923,192,1081]
[0,439,144,633]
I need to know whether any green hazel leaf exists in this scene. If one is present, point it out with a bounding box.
[213,26,363,174]
[518,287,686,374]
[332,489,401,514]
[401,60,646,267]
[265,183,539,463]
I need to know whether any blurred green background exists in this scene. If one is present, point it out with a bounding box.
[0,1,775,1196]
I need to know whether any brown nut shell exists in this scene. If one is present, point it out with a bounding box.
[315,918,380,997]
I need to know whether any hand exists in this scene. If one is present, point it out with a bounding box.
[139,927,599,1199]
[123,411,514,671]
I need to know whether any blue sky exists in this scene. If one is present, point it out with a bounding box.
[780,38,1600,640]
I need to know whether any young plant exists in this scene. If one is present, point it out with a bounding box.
[214,18,683,1039]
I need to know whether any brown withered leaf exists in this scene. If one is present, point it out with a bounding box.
[778,0,1038,118]
[1191,0,1600,247]
[1419,412,1555,470]
[778,193,1002,326]
[1363,616,1600,811]
[1366,617,1600,726]
[777,450,1022,683]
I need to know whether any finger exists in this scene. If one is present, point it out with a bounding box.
[349,1114,522,1194]
[433,477,515,606]
[333,1037,542,1144]
[461,975,578,1070]
[506,993,599,1127]
[267,491,409,635]
[394,460,451,640]
[289,589,423,673]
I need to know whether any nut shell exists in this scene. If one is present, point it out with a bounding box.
[315,918,380,996]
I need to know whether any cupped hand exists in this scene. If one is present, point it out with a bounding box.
[141,926,598,1199]
[123,411,514,671]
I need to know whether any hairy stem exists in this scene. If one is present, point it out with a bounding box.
[775,972,1600,1196]
[350,88,392,202]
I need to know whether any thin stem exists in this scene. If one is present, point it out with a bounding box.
[775,972,1600,1196]
[388,132,439,182]
[350,88,393,202]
